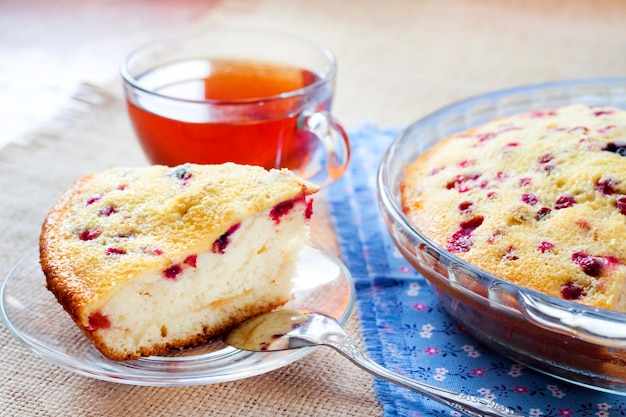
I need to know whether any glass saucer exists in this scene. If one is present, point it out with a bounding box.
[0,241,354,386]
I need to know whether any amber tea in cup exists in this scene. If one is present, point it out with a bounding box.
[121,29,350,186]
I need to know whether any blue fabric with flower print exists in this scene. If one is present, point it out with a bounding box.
[325,125,626,417]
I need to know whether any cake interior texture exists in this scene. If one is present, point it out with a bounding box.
[95,205,307,360]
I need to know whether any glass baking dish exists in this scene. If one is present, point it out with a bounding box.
[377,78,626,394]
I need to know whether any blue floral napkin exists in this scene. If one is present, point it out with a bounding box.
[325,125,626,417]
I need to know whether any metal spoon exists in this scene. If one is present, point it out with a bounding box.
[224,309,524,417]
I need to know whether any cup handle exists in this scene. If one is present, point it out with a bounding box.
[298,110,350,187]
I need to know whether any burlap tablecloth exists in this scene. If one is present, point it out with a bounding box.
[2,0,626,415]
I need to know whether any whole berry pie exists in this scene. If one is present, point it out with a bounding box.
[401,104,626,311]
[40,163,318,361]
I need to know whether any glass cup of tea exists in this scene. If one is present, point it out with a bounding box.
[120,28,350,187]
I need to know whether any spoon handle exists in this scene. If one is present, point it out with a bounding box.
[323,333,523,417]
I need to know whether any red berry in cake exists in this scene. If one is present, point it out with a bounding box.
[561,282,586,300]
[604,255,621,267]
[305,198,314,220]
[603,142,626,156]
[99,205,117,216]
[522,193,538,206]
[539,153,554,164]
[494,171,508,182]
[458,201,473,213]
[270,195,306,223]
[486,229,502,244]
[86,194,103,206]
[184,255,197,268]
[79,228,102,241]
[554,195,576,210]
[87,312,111,331]
[270,199,295,222]
[106,247,126,256]
[595,178,617,195]
[164,264,183,279]
[142,247,164,256]
[504,245,519,261]
[538,153,555,172]
[474,132,496,144]
[446,216,484,253]
[446,173,481,193]
[594,109,615,117]
[571,251,604,277]
[529,110,557,118]
[212,223,241,254]
[537,241,555,253]
[519,177,532,186]
[535,207,552,220]
[446,175,469,193]
[539,154,554,164]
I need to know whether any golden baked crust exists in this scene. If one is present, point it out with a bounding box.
[40,163,318,336]
[402,104,626,311]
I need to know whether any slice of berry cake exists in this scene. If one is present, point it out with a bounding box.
[402,104,626,311]
[40,163,318,361]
